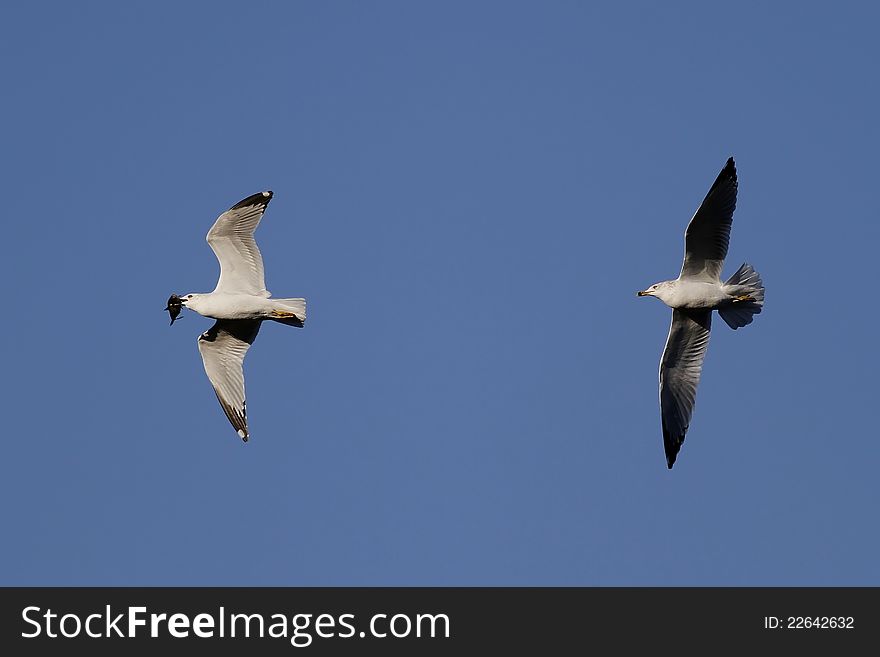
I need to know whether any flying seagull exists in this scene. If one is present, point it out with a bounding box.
[166,191,306,441]
[638,158,763,468]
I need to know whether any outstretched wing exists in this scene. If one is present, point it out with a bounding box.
[206,191,273,296]
[659,309,711,468]
[679,158,737,281]
[197,319,262,440]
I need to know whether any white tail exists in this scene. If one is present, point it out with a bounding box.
[719,263,763,329]
[270,298,306,326]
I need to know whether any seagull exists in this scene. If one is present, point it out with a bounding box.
[166,191,306,441]
[637,158,764,468]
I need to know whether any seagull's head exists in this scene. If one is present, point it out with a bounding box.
[637,281,673,301]
[164,293,194,325]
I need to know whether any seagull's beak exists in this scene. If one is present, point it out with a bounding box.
[637,290,650,297]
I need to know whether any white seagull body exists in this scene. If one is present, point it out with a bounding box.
[168,191,306,441]
[638,158,764,468]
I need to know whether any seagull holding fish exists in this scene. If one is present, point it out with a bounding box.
[638,158,763,468]
[166,191,306,441]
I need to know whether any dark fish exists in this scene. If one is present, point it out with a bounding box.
[165,294,183,325]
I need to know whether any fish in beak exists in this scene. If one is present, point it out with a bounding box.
[165,294,183,325]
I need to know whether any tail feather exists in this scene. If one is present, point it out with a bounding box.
[719,263,763,329]
[270,298,306,327]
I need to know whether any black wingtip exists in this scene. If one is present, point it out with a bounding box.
[704,157,737,198]
[663,425,683,470]
[722,156,736,177]
[229,190,274,211]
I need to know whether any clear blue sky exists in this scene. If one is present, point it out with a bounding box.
[2,2,878,585]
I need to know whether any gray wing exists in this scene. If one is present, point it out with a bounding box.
[206,191,273,297]
[659,309,711,468]
[197,319,262,441]
[679,158,737,281]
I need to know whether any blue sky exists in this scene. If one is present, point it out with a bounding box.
[1,2,878,585]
